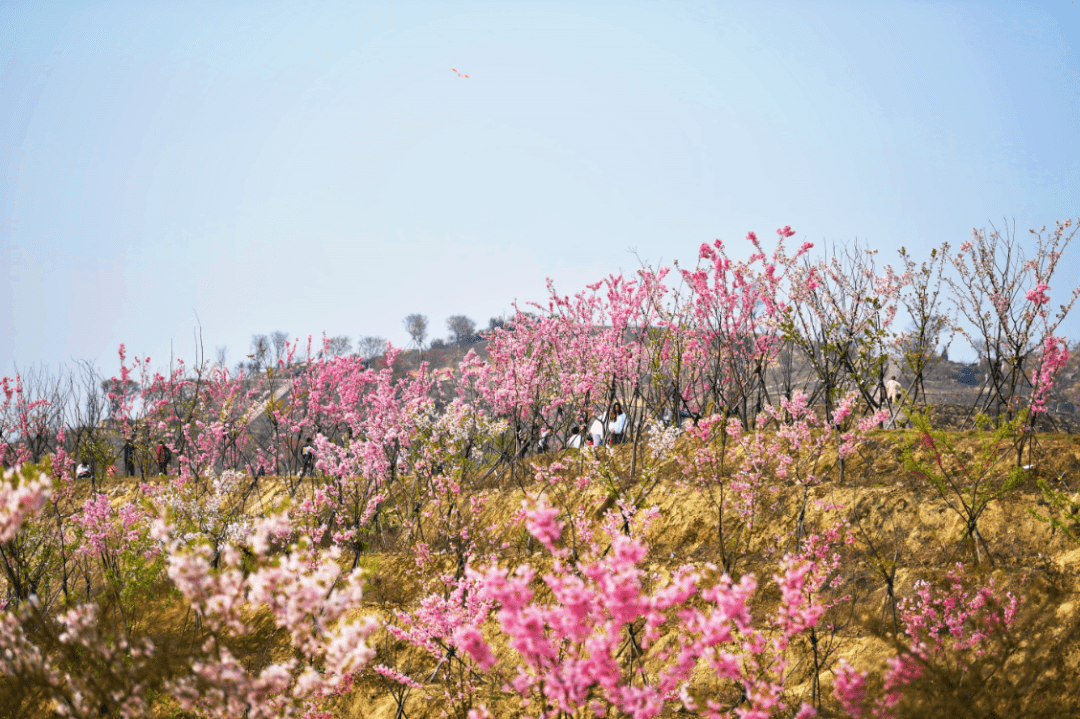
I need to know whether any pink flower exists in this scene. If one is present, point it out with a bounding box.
[832,661,867,717]
[1025,283,1050,305]
[523,495,564,555]
[0,467,51,542]
[1030,336,1069,414]
[453,626,497,670]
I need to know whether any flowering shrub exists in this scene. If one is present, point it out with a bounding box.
[902,410,1027,565]
[164,514,377,719]
[0,466,50,542]
[380,497,827,719]
[0,466,376,718]
[833,564,1028,719]
[148,469,255,550]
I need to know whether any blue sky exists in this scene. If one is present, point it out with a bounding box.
[2,0,1078,376]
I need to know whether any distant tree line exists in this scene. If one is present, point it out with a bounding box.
[224,332,390,375]
[402,314,507,350]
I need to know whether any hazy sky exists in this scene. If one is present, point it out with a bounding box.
[2,0,1078,376]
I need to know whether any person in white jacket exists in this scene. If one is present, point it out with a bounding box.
[885,376,903,405]
[884,375,905,429]
[589,417,605,447]
[608,402,628,445]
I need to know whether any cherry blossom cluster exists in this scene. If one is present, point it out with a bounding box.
[0,465,51,542]
[833,563,1021,718]
[395,497,830,719]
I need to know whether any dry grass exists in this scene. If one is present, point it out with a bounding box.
[41,429,1080,718]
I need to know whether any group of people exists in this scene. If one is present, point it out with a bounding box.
[70,438,323,482]
[72,441,174,481]
[71,380,908,479]
[542,377,905,453]
[537,402,628,453]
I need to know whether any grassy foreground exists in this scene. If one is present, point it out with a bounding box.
[47,426,1080,719]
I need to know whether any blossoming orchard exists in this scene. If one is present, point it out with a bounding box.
[4,222,1080,718]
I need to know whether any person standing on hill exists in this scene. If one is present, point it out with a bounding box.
[589,416,605,447]
[885,376,903,406]
[884,375,904,429]
[123,437,135,476]
[566,425,583,450]
[537,427,552,454]
[608,402,627,445]
[156,442,172,475]
[300,438,316,478]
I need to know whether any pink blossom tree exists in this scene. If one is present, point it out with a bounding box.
[948,218,1080,422]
